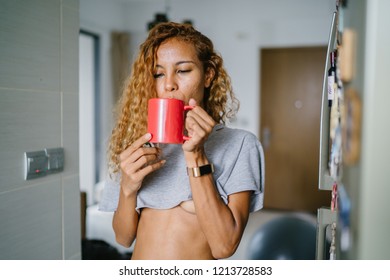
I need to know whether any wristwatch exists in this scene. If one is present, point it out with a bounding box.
[187,163,214,178]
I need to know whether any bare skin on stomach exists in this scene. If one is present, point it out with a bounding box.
[131,200,215,260]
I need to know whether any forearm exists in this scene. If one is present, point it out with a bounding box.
[112,187,139,248]
[192,176,244,254]
[185,152,248,258]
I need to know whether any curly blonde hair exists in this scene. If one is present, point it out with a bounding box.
[108,22,239,174]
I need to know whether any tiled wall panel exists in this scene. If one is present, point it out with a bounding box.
[62,93,79,177]
[62,5,79,94]
[0,0,80,259]
[0,180,63,259]
[0,89,61,192]
[63,174,81,259]
[0,0,61,92]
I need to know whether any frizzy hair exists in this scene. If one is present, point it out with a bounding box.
[108,22,239,174]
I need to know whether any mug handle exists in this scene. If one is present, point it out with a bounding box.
[183,105,194,141]
[184,105,194,110]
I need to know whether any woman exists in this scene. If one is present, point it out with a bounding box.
[99,22,264,259]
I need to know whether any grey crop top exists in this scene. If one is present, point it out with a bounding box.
[99,124,265,213]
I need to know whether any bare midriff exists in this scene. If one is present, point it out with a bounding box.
[131,200,215,260]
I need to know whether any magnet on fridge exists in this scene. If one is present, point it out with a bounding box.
[342,88,362,165]
[331,183,338,211]
[339,28,356,83]
[338,184,352,251]
[329,125,342,182]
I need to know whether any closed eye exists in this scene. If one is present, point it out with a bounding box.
[177,69,191,74]
[153,73,164,79]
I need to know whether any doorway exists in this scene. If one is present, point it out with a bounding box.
[260,46,330,212]
[79,30,101,206]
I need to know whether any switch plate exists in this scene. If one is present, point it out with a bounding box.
[45,148,64,173]
[25,150,48,180]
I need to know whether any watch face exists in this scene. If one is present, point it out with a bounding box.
[188,164,214,177]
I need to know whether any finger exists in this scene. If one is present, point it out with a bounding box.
[131,152,161,172]
[122,158,166,187]
[188,106,216,128]
[120,133,152,161]
[186,109,215,135]
[186,123,208,144]
[189,98,197,107]
[121,147,160,172]
[186,99,212,125]
[136,159,166,178]
[128,147,161,164]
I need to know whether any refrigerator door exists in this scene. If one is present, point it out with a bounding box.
[316,11,338,260]
[318,11,337,192]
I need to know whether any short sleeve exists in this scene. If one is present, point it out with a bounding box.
[98,175,120,212]
[214,132,265,213]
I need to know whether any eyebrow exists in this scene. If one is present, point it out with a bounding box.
[156,61,196,68]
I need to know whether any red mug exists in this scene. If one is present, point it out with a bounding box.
[147,98,194,144]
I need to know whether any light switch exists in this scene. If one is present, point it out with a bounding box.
[45,148,64,173]
[25,150,48,180]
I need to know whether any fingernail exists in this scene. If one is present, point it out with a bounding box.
[145,133,152,140]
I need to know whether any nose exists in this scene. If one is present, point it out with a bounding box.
[164,75,178,92]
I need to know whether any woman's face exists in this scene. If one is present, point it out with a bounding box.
[154,38,213,107]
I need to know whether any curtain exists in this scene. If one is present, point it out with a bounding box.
[111,32,130,104]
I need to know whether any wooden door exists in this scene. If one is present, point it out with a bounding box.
[260,47,330,212]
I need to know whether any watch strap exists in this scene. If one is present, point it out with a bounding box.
[187,163,214,177]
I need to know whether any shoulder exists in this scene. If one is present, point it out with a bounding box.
[205,124,263,162]
[208,124,260,147]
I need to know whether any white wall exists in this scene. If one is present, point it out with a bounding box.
[79,0,390,260]
[358,0,390,259]
[80,0,335,183]
[80,0,131,183]
[123,0,335,135]
[0,0,80,259]
[79,0,336,255]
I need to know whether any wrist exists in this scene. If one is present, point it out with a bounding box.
[184,149,209,168]
[120,180,139,198]
[121,187,137,198]
[187,163,214,177]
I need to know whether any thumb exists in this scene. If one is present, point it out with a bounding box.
[189,98,197,107]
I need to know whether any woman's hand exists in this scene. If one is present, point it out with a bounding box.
[119,133,165,195]
[183,98,216,154]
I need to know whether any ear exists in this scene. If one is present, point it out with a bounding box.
[204,67,215,88]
